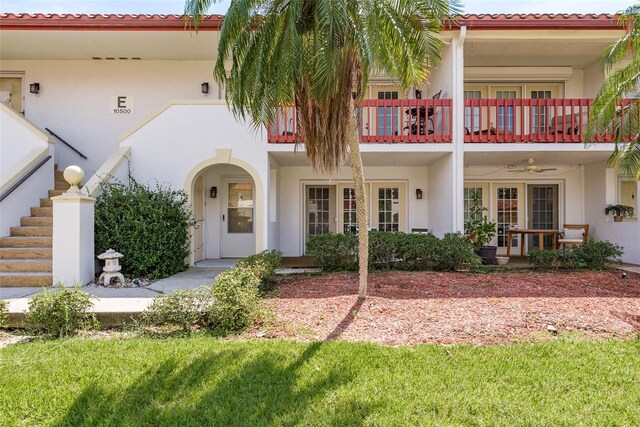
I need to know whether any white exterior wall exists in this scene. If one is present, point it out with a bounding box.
[0,148,53,236]
[277,165,430,256]
[0,105,54,236]
[1,59,223,175]
[427,154,455,237]
[584,161,640,264]
[116,101,270,260]
[583,60,605,99]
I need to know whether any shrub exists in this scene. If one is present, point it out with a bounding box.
[209,267,262,334]
[529,240,623,271]
[236,250,283,290]
[140,286,214,330]
[26,287,98,337]
[95,177,195,280]
[574,240,623,270]
[307,233,357,270]
[432,232,482,271]
[397,232,439,268]
[0,299,8,328]
[368,230,403,269]
[528,248,581,270]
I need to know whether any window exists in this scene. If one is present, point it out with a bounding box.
[464,187,483,222]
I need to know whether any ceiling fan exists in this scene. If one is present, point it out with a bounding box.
[508,158,557,174]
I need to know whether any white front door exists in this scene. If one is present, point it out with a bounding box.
[222,178,255,258]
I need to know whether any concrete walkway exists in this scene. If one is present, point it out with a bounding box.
[2,260,234,326]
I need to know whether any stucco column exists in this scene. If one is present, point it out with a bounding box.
[52,166,95,286]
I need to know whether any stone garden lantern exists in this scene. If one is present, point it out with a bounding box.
[98,249,125,286]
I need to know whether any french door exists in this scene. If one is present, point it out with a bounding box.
[304,182,406,248]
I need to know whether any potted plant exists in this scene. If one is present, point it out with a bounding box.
[604,204,634,222]
[464,192,498,264]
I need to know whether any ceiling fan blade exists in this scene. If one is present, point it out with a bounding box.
[535,168,558,172]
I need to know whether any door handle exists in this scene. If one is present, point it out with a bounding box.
[222,214,225,221]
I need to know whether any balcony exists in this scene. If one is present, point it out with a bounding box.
[268,98,453,144]
[463,99,628,143]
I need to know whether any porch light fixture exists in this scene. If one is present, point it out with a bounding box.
[209,186,217,198]
[201,82,209,94]
[416,188,423,200]
[29,83,40,94]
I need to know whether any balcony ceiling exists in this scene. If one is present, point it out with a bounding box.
[465,38,614,68]
[270,151,451,167]
[0,30,220,60]
[464,148,613,166]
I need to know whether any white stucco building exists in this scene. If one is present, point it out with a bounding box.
[1,13,638,286]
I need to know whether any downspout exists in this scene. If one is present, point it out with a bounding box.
[453,26,467,232]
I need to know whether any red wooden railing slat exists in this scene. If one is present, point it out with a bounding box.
[268,98,453,144]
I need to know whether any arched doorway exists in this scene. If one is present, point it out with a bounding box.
[191,163,257,261]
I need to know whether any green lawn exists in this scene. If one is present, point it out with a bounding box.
[1,336,639,426]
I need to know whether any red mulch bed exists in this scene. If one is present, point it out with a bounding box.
[263,270,640,346]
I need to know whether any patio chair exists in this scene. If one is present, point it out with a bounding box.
[557,224,589,248]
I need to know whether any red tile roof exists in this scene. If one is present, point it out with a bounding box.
[456,13,620,29]
[0,13,224,30]
[0,12,621,31]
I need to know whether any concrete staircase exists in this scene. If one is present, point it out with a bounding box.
[0,170,67,287]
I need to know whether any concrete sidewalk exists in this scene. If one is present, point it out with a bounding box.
[2,261,234,326]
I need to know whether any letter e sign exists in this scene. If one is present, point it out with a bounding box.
[110,96,135,114]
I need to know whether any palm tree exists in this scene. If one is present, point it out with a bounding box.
[586,4,640,179]
[185,0,459,297]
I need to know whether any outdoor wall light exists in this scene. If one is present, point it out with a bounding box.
[416,188,423,199]
[29,83,40,94]
[201,82,209,94]
[209,186,217,198]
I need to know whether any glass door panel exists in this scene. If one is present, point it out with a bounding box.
[227,182,254,233]
[338,183,370,234]
[306,186,335,240]
[527,185,558,249]
[372,183,406,232]
[376,89,400,137]
[494,184,524,254]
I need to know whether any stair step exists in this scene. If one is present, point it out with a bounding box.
[0,248,52,259]
[40,198,53,208]
[0,237,52,248]
[21,216,53,227]
[0,259,52,273]
[31,207,53,217]
[0,273,52,287]
[48,190,65,197]
[10,226,52,237]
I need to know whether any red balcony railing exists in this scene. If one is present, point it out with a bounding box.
[463,98,630,143]
[268,98,452,143]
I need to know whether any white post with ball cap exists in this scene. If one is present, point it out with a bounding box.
[52,165,96,286]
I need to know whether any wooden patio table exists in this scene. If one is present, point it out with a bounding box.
[506,228,559,257]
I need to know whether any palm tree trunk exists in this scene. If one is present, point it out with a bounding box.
[348,110,368,298]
